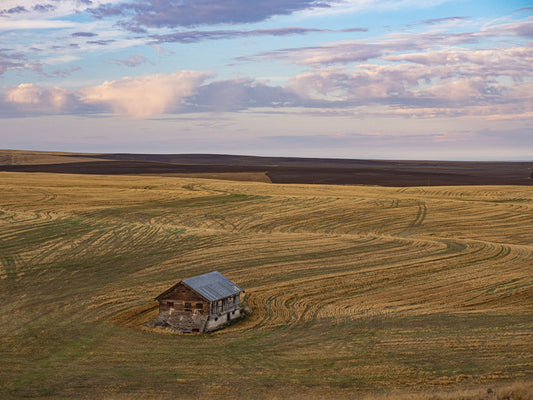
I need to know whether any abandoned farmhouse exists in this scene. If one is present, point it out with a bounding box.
[154,271,245,333]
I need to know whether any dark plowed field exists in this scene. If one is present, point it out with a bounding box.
[1,151,532,186]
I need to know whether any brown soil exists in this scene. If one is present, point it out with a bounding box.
[0,150,531,186]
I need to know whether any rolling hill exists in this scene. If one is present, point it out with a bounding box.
[1,149,532,186]
[0,171,531,399]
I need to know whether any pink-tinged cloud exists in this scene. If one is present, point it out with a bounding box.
[109,54,151,67]
[288,42,532,107]
[5,83,71,111]
[382,47,533,74]
[240,32,479,66]
[289,64,429,100]
[421,78,492,102]
[78,71,212,118]
[1,73,301,117]
[242,19,533,68]
[481,17,533,39]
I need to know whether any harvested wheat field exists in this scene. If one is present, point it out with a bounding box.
[0,172,532,399]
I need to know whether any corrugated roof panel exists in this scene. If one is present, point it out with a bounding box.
[182,271,244,301]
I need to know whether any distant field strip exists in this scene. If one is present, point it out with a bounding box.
[0,172,531,399]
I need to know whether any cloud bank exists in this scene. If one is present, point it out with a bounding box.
[3,51,531,121]
[1,8,531,123]
[91,0,338,30]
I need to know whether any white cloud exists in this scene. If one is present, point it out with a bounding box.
[42,55,80,65]
[78,71,213,118]
[5,83,71,110]
[0,19,78,30]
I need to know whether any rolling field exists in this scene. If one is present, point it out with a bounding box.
[0,172,532,399]
[2,149,533,186]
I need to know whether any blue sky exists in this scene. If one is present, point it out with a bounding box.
[1,0,532,160]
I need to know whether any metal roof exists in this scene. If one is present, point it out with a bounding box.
[182,271,244,302]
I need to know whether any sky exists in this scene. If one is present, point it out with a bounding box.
[0,0,532,160]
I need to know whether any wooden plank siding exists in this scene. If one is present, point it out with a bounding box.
[158,283,209,315]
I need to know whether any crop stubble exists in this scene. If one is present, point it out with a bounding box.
[0,172,531,399]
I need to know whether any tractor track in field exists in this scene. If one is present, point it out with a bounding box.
[1,174,532,337]
[409,201,427,228]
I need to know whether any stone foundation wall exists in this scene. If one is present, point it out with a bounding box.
[205,308,241,331]
[160,311,208,333]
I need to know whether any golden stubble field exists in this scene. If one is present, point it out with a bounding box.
[0,172,532,399]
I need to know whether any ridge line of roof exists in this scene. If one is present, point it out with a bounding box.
[156,270,244,302]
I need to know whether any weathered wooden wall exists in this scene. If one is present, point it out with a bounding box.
[158,283,209,315]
